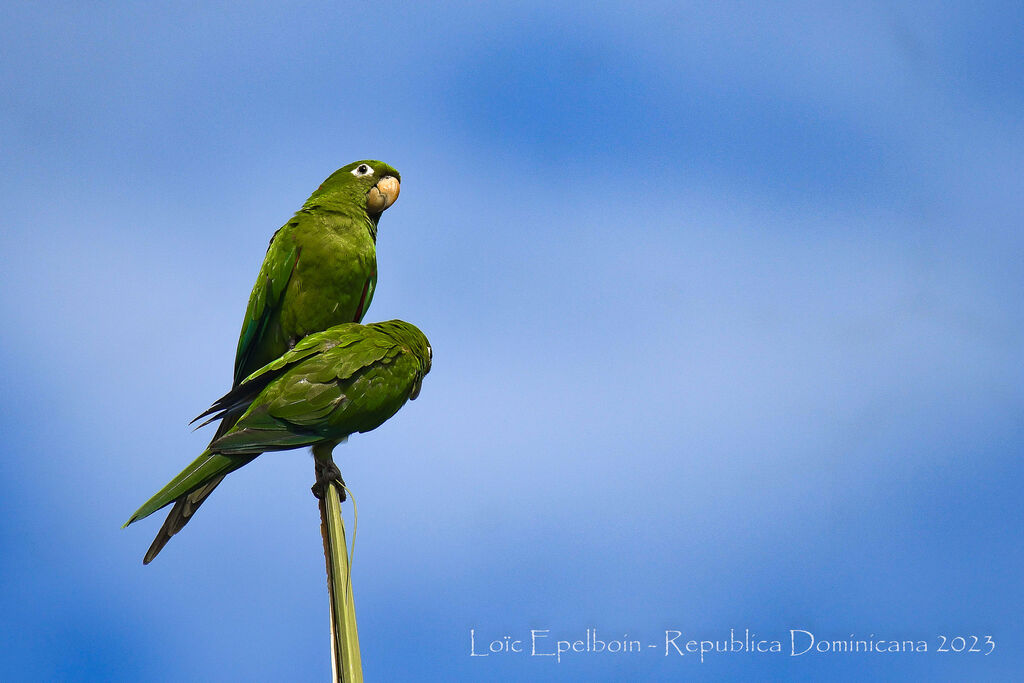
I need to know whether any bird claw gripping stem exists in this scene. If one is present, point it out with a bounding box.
[312,458,347,501]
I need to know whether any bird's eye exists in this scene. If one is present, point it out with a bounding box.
[351,163,373,177]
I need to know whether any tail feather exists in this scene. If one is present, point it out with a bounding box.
[126,406,256,563]
[124,450,238,526]
[143,474,229,564]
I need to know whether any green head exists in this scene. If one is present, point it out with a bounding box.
[373,319,432,397]
[304,160,401,222]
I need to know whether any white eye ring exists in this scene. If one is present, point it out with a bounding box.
[351,163,374,177]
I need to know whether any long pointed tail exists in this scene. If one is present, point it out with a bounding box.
[127,408,255,563]
[124,449,257,563]
[124,450,237,526]
[143,472,234,564]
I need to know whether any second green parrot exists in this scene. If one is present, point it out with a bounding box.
[125,320,432,560]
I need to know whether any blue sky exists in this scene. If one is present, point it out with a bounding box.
[1,2,1021,680]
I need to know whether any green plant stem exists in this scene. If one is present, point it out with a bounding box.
[315,446,362,682]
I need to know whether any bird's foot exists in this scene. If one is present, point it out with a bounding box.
[312,459,347,501]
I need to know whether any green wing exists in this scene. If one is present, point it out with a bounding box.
[192,325,349,428]
[210,327,409,454]
[232,225,301,386]
[354,270,376,323]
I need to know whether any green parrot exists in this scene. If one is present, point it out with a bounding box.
[125,320,432,561]
[135,160,400,562]
[231,160,400,383]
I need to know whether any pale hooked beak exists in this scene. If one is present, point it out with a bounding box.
[367,175,400,213]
